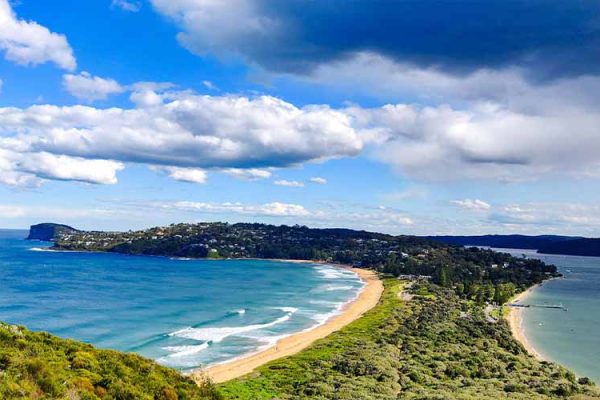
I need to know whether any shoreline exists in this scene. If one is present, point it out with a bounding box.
[507,284,546,361]
[193,267,383,384]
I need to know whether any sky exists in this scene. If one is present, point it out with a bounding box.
[1,0,600,236]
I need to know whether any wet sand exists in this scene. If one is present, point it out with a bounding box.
[507,285,546,361]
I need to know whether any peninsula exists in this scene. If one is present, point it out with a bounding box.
[8,221,596,399]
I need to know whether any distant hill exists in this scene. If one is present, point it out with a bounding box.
[428,234,600,257]
[427,235,578,250]
[538,238,600,257]
[26,223,78,241]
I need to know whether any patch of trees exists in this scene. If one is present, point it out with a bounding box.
[219,280,598,400]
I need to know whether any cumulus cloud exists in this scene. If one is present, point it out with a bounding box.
[165,201,311,217]
[484,203,600,234]
[2,149,123,185]
[309,177,327,185]
[222,168,272,180]
[451,199,492,212]
[274,180,304,188]
[0,147,123,186]
[63,72,125,102]
[348,97,600,182]
[152,166,208,184]
[111,0,142,12]
[0,92,362,176]
[3,85,600,187]
[129,199,414,233]
[0,0,76,70]
[144,1,600,186]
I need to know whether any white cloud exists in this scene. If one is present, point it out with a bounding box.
[222,168,272,180]
[140,199,412,230]
[3,74,600,188]
[348,98,600,182]
[0,92,363,182]
[150,0,274,60]
[18,152,124,184]
[0,0,76,70]
[63,72,124,102]
[274,180,304,188]
[451,199,492,212]
[202,80,218,90]
[488,203,600,234]
[166,201,311,217]
[309,177,327,184]
[111,0,142,12]
[153,166,208,184]
[0,147,123,186]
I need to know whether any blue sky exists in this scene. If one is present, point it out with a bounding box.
[1,0,600,235]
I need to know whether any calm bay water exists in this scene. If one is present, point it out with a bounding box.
[499,248,600,382]
[0,230,363,372]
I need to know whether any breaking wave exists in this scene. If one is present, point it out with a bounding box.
[169,308,298,344]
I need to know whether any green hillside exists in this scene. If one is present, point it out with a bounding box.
[0,323,221,400]
[219,279,599,400]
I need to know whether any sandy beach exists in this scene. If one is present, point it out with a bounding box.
[193,267,383,384]
[507,285,546,361]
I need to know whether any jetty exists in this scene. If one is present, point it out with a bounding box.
[508,302,568,311]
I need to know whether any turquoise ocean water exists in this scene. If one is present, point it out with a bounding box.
[0,230,363,372]
[497,248,600,383]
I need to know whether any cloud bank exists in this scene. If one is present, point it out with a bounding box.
[150,0,600,79]
[2,83,600,186]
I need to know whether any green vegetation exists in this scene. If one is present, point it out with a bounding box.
[0,323,221,400]
[219,279,599,400]
[53,222,560,304]
[27,221,590,399]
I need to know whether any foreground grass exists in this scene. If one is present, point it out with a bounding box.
[219,279,600,399]
[0,323,221,400]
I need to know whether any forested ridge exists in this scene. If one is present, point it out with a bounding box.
[53,222,560,304]
[219,280,599,399]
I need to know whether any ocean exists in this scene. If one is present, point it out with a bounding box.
[0,230,364,372]
[498,248,600,383]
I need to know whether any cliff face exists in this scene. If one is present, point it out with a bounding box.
[26,223,78,241]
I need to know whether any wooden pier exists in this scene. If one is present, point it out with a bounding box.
[508,303,568,311]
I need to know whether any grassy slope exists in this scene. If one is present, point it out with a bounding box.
[0,323,221,400]
[219,279,600,400]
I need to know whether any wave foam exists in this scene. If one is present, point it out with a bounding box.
[169,309,297,343]
[29,247,53,252]
[162,343,210,358]
[324,285,354,291]
[314,265,355,280]
[274,307,298,313]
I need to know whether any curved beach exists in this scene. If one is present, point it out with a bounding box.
[507,285,545,361]
[195,268,383,384]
